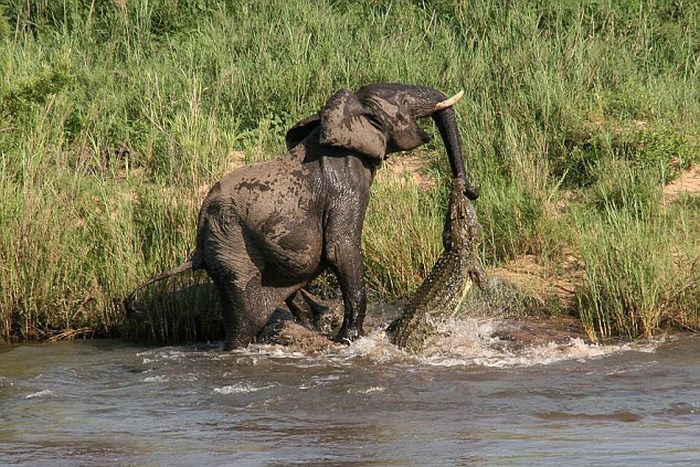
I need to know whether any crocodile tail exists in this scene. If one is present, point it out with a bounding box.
[124,250,202,317]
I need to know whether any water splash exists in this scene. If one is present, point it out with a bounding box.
[257,317,663,368]
[135,317,662,369]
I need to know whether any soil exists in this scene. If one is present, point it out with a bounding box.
[489,254,584,313]
[663,164,700,201]
[267,321,339,354]
[489,316,585,351]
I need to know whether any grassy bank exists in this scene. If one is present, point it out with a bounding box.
[1,0,698,343]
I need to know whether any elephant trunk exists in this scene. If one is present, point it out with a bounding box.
[430,105,479,200]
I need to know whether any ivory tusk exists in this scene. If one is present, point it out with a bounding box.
[434,90,464,111]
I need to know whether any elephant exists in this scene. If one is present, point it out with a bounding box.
[125,83,478,349]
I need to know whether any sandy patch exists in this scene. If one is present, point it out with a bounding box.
[663,164,700,201]
[489,253,584,313]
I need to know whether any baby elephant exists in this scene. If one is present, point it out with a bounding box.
[125,83,478,349]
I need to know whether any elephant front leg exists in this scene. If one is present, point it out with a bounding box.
[326,241,366,344]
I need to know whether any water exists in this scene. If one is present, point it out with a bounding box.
[1,320,698,464]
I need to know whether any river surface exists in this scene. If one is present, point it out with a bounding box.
[1,320,698,465]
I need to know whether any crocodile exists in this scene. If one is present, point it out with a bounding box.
[388,177,489,353]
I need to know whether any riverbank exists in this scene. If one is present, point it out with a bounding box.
[1,1,698,343]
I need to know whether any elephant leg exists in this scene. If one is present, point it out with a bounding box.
[213,274,288,349]
[285,291,316,329]
[214,270,310,349]
[203,224,275,349]
[214,277,261,350]
[326,241,366,343]
[203,223,322,347]
[285,289,330,330]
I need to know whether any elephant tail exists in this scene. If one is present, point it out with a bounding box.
[124,251,202,317]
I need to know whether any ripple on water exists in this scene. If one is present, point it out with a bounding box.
[535,411,644,423]
[213,383,274,395]
[141,373,199,383]
[24,389,56,399]
[348,386,386,394]
[142,375,169,383]
[658,402,699,417]
[0,332,696,465]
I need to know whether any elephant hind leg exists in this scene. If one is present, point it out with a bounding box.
[213,269,310,349]
[213,276,262,350]
[203,230,316,348]
[202,220,273,348]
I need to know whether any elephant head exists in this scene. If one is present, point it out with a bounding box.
[286,83,479,200]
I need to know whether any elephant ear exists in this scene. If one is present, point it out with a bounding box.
[285,113,320,150]
[319,89,387,163]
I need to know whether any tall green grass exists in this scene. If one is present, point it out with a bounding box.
[574,162,698,339]
[1,0,698,342]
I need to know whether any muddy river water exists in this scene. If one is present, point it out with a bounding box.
[1,318,698,464]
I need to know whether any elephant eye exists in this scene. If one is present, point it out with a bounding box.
[364,113,384,131]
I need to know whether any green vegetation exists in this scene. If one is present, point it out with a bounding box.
[1,0,698,343]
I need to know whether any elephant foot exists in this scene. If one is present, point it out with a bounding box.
[332,326,363,344]
[223,334,253,351]
[223,341,236,351]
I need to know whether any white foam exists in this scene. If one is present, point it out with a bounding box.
[213,383,273,395]
[417,318,661,368]
[134,317,662,370]
[137,349,188,364]
[312,374,341,382]
[25,389,55,399]
[233,345,308,360]
[350,386,386,394]
[335,328,409,363]
[142,375,169,383]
